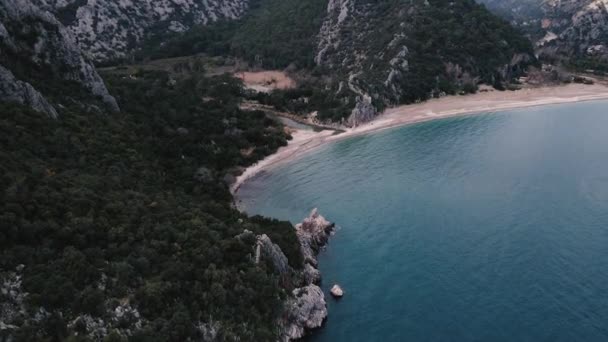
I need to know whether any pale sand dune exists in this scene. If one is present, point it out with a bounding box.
[231,83,608,194]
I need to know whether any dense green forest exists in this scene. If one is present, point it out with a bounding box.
[0,70,303,340]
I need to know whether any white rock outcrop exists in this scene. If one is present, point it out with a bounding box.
[255,234,290,275]
[330,284,344,298]
[295,208,335,267]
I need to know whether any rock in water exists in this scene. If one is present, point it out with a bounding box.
[330,284,344,298]
[295,208,335,266]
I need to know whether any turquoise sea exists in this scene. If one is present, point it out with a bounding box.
[238,101,608,342]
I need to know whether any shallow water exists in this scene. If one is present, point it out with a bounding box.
[238,101,608,342]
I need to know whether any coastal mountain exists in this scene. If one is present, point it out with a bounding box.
[478,0,608,70]
[0,0,562,341]
[0,0,118,117]
[31,0,250,63]
[314,0,536,125]
[0,1,324,340]
[147,0,536,124]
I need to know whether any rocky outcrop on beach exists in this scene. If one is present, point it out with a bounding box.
[0,0,118,114]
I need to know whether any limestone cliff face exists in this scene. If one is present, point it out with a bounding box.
[256,233,290,275]
[0,0,118,114]
[31,0,249,62]
[0,65,58,118]
[315,0,535,126]
[479,0,608,61]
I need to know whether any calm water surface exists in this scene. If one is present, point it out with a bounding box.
[238,101,608,342]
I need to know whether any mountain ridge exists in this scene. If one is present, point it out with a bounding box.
[31,0,250,63]
[314,0,535,125]
[478,0,608,69]
[0,0,118,116]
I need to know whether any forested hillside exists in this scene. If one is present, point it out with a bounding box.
[0,69,301,340]
[312,0,537,124]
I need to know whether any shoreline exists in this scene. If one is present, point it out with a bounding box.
[231,83,608,195]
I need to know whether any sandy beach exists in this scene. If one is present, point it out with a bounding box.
[231,83,608,194]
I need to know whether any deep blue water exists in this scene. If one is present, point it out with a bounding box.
[238,101,608,342]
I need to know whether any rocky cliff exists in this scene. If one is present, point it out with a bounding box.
[0,66,58,118]
[279,209,336,341]
[478,0,608,63]
[252,209,336,341]
[315,0,535,126]
[31,0,249,63]
[0,0,118,116]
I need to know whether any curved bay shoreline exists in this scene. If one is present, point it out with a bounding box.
[233,83,608,341]
[231,83,608,196]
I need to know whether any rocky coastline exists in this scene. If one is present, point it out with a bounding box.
[251,209,336,341]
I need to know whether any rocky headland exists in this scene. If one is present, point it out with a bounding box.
[250,209,336,341]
